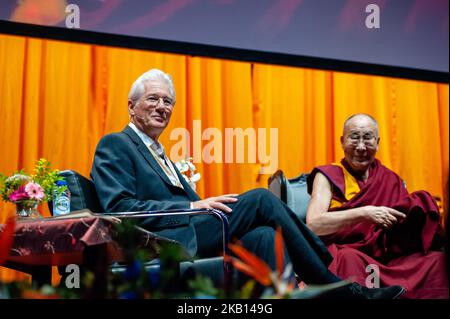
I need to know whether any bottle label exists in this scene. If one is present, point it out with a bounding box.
[53,194,71,216]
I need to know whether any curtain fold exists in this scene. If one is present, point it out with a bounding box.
[0,34,448,283]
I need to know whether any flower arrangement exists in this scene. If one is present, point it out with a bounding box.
[0,159,64,217]
[175,157,201,191]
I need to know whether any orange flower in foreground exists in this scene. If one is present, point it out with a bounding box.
[274,226,284,280]
[225,227,288,288]
[22,290,60,299]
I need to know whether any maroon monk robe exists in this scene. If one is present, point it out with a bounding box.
[307,159,448,299]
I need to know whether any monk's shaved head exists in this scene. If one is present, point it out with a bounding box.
[340,113,380,176]
[343,113,379,138]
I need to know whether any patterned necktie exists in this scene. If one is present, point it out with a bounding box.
[148,145,183,188]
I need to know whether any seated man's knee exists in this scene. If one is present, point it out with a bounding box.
[242,188,278,203]
[251,188,273,197]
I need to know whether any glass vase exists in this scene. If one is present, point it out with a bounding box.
[15,200,41,218]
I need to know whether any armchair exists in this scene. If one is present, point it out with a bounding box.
[53,170,231,288]
[268,170,310,223]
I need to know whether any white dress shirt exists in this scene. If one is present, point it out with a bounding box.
[128,122,183,189]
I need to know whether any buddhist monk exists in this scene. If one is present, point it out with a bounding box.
[306,113,448,299]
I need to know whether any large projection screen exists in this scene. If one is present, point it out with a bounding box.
[0,0,448,74]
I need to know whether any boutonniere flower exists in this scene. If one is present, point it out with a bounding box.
[175,157,201,191]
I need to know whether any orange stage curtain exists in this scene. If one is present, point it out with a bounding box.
[0,34,448,283]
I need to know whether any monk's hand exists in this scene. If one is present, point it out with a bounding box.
[364,206,406,230]
[192,194,239,213]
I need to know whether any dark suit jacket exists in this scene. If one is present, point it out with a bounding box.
[91,126,201,256]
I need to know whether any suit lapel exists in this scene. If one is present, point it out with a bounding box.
[122,126,174,187]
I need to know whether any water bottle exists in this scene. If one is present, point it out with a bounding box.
[53,180,71,216]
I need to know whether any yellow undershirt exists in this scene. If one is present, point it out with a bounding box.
[329,162,360,209]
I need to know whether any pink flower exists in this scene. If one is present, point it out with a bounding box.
[24,182,45,201]
[9,186,29,202]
